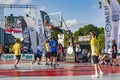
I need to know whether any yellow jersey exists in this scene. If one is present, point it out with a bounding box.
[90,37,99,56]
[45,43,50,52]
[13,43,21,56]
[0,47,3,54]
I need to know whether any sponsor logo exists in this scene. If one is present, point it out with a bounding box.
[29,27,34,32]
[105,24,112,32]
[112,12,119,22]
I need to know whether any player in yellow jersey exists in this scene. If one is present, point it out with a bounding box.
[0,44,3,60]
[90,31,103,78]
[45,39,51,65]
[12,39,21,68]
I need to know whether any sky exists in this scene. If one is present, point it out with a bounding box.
[0,0,104,33]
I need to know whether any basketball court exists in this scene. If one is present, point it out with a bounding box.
[0,60,120,80]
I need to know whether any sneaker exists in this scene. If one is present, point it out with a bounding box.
[115,64,119,66]
[47,63,50,66]
[38,63,41,65]
[50,63,52,65]
[53,64,56,68]
[57,63,59,66]
[14,64,17,68]
[100,72,104,75]
[91,75,99,78]
[45,63,48,65]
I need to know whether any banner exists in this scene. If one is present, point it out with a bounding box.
[110,0,120,53]
[2,54,34,60]
[40,11,50,26]
[38,27,46,54]
[58,34,64,47]
[100,0,113,53]
[110,0,120,52]
[29,27,37,53]
[40,11,51,39]
[36,10,47,54]
[22,16,37,53]
[21,16,30,48]
[26,16,37,53]
[0,7,4,29]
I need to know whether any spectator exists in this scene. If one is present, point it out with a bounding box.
[75,43,81,62]
[57,43,64,62]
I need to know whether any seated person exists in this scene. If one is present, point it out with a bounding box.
[99,53,110,65]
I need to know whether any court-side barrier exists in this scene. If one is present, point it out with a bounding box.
[2,54,34,60]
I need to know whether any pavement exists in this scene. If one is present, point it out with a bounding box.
[0,60,120,80]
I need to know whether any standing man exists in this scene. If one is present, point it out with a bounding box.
[111,40,119,66]
[90,32,103,78]
[75,42,81,62]
[13,39,21,68]
[49,37,58,68]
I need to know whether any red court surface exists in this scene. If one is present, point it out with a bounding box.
[0,60,120,77]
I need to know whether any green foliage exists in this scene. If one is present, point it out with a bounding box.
[64,34,69,47]
[74,24,99,37]
[51,29,59,39]
[118,0,120,4]
[51,29,69,47]
[107,0,120,4]
[99,0,120,8]
[74,31,79,42]
[98,28,104,33]
[73,24,105,49]
[98,33,105,50]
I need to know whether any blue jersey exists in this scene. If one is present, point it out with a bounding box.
[49,40,58,52]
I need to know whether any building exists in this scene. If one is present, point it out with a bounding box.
[78,36,91,50]
[0,28,15,45]
[0,28,4,45]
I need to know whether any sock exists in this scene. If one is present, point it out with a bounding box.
[95,70,98,75]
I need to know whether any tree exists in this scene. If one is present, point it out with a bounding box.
[73,24,105,49]
[74,24,99,40]
[99,0,120,8]
[98,28,104,34]
[51,28,69,47]
[51,29,59,39]
[74,31,79,42]
[98,33,105,50]
[97,28,105,50]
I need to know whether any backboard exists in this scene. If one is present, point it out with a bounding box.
[44,12,62,28]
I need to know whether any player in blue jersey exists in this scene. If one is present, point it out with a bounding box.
[49,37,58,68]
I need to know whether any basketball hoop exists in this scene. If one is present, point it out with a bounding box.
[44,12,62,29]
[45,19,54,28]
[47,24,54,28]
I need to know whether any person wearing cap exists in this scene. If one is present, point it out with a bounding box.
[111,40,119,66]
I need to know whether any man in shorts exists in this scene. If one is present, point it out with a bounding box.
[90,31,103,78]
[49,37,58,68]
[13,39,21,68]
[111,40,119,66]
